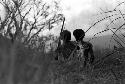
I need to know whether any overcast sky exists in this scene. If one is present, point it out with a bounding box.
[49,0,125,37]
[0,0,125,37]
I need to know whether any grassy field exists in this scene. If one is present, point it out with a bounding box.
[0,35,125,84]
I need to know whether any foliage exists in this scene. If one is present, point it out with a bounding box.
[0,0,64,84]
[0,0,64,48]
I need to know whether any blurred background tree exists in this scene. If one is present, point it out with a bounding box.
[0,0,64,49]
[0,0,65,84]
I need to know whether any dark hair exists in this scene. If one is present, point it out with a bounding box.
[60,30,71,42]
[73,29,85,41]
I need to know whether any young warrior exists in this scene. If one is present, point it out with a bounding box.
[55,30,76,61]
[73,29,95,67]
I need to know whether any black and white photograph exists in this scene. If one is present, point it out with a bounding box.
[0,0,125,84]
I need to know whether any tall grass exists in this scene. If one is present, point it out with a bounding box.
[0,35,57,84]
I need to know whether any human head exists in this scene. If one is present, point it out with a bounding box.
[73,29,85,41]
[60,30,71,42]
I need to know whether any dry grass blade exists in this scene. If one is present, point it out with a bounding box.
[103,13,125,46]
[85,14,118,33]
[99,9,116,15]
[114,1,125,10]
[110,69,120,83]
[119,30,125,38]
[89,16,121,42]
[95,5,125,48]
[109,28,125,45]
[119,10,125,21]
[109,23,125,46]
[89,29,110,41]
[93,50,116,65]
[111,23,125,41]
[108,17,121,27]
[109,10,125,42]
[113,37,124,47]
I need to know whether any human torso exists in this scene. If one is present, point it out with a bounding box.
[76,41,91,57]
[56,41,76,60]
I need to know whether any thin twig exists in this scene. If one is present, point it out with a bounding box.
[85,14,118,33]
[113,37,124,47]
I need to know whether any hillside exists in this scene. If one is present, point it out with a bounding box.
[83,34,125,49]
[89,35,116,49]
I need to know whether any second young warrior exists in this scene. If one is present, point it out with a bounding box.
[73,29,95,67]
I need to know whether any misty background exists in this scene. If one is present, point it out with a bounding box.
[41,0,125,49]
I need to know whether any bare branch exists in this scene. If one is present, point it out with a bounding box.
[108,27,125,45]
[113,37,124,47]
[119,10,125,21]
[119,29,125,38]
[110,23,125,41]
[89,28,110,41]
[27,26,45,44]
[97,1,125,16]
[85,14,118,33]
[25,18,37,42]
[114,1,125,10]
